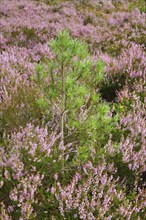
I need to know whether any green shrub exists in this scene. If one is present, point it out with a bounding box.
[32,30,118,165]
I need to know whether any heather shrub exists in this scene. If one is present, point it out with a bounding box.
[0,124,62,219]
[0,84,44,137]
[54,159,145,219]
[0,45,55,136]
[119,95,146,174]
[1,127,145,219]
[99,42,146,102]
[104,93,146,192]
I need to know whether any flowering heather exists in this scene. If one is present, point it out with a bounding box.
[99,42,146,77]
[0,0,146,219]
[54,160,145,219]
[119,95,146,173]
[0,124,61,218]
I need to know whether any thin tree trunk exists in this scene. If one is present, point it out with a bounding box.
[61,62,65,173]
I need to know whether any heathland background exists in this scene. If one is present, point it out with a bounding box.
[0,0,146,219]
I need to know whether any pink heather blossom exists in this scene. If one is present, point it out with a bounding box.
[55,159,145,219]
[120,95,146,173]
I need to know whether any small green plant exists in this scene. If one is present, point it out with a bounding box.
[129,0,146,13]
[32,30,117,167]
[138,0,146,13]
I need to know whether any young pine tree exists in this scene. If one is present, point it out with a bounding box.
[32,30,116,168]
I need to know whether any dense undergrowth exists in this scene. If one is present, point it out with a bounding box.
[0,0,146,219]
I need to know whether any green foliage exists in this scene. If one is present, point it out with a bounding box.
[78,145,90,163]
[32,29,117,164]
[128,0,146,13]
[138,0,146,13]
